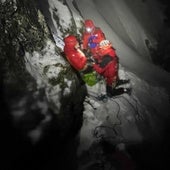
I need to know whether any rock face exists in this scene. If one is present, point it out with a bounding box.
[0,0,86,169]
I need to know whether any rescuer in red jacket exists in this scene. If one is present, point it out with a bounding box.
[64,35,88,71]
[64,35,97,86]
[82,19,106,57]
[92,40,131,96]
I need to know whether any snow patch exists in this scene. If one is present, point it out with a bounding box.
[24,40,69,114]
[48,0,72,30]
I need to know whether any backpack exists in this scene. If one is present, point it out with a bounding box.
[82,71,98,86]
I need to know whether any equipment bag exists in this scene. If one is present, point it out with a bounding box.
[82,71,98,86]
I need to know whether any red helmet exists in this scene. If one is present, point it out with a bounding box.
[99,40,112,50]
[64,35,78,46]
[84,19,95,33]
[98,40,113,56]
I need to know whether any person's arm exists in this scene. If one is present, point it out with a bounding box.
[93,63,105,74]
[99,28,106,40]
[95,28,106,41]
[99,55,113,68]
[73,53,87,71]
[82,33,89,50]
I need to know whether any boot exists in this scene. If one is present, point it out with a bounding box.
[123,88,132,95]
[107,85,131,97]
[106,85,124,97]
[116,79,130,86]
[106,85,113,97]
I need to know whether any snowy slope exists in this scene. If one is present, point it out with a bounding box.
[74,0,170,91]
[78,65,170,154]
[25,0,170,158]
[65,0,170,155]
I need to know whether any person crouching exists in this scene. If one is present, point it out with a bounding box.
[92,40,131,97]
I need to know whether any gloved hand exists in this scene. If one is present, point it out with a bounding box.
[87,56,95,63]
[81,63,93,74]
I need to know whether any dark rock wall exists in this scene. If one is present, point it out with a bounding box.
[0,1,87,169]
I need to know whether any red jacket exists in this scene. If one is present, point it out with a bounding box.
[82,27,106,56]
[64,45,87,71]
[93,47,118,86]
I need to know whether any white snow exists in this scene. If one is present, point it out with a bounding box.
[0,0,6,3]
[24,40,68,114]
[47,0,73,49]
[74,0,170,90]
[23,0,170,156]
[48,0,72,30]
[69,0,170,154]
